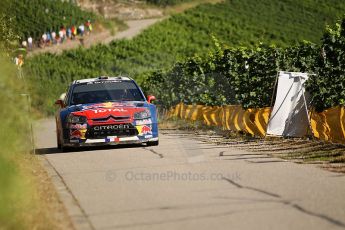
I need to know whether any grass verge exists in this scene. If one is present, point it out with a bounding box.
[0,55,73,229]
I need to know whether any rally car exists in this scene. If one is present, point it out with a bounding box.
[55,76,159,151]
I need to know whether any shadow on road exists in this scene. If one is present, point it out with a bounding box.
[34,143,147,155]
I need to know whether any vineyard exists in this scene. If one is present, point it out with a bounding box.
[25,0,345,114]
[142,19,345,112]
[3,0,95,40]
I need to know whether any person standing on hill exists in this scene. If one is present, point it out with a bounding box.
[27,36,33,51]
[42,33,47,47]
[59,29,64,43]
[67,27,72,40]
[71,25,77,40]
[78,23,85,36]
[15,54,24,67]
[51,31,57,44]
[21,40,27,49]
[62,27,67,41]
[85,20,92,35]
[46,32,52,46]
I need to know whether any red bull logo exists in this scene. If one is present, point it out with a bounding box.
[141,125,151,134]
[136,125,152,135]
[70,129,86,139]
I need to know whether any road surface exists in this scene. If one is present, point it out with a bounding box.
[35,119,345,230]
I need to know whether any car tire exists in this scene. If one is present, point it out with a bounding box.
[61,146,71,152]
[57,132,62,149]
[56,126,62,149]
[147,140,159,146]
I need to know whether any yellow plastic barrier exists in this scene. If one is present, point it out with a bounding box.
[184,105,204,121]
[202,106,223,126]
[168,103,345,143]
[167,102,182,118]
[221,106,270,137]
[311,106,345,143]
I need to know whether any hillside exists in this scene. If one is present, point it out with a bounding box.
[26,0,345,114]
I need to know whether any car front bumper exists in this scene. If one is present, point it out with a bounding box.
[65,136,159,147]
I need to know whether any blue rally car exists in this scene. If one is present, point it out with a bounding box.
[55,76,159,151]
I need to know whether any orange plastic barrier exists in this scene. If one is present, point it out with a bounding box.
[168,103,345,143]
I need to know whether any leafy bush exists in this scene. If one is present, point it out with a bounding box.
[142,43,318,109]
[305,19,345,111]
[143,20,345,111]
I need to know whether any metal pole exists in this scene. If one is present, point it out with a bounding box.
[18,65,36,154]
[265,72,279,138]
[298,75,315,139]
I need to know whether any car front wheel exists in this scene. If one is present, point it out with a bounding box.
[147,140,159,146]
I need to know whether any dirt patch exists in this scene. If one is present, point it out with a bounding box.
[18,154,74,229]
[77,0,163,20]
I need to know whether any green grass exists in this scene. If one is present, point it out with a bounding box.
[0,53,73,229]
[282,149,345,163]
[0,55,32,228]
[26,0,345,114]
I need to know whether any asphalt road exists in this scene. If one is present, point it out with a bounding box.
[36,119,345,230]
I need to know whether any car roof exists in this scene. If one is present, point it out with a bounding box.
[73,76,132,84]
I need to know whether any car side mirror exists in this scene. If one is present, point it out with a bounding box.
[147,95,156,104]
[55,99,65,108]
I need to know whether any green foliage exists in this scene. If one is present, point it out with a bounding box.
[7,0,95,40]
[306,19,345,111]
[142,43,317,109]
[26,0,345,114]
[0,55,31,229]
[0,14,20,52]
[0,0,20,51]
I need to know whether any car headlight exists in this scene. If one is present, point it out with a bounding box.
[67,114,87,124]
[134,109,151,120]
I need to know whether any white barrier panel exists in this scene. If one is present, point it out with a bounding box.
[267,71,310,137]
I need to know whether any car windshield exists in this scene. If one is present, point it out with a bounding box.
[69,80,145,105]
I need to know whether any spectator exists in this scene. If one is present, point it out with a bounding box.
[42,33,47,45]
[21,40,27,48]
[78,23,85,36]
[51,31,57,44]
[62,26,67,41]
[59,29,64,43]
[39,37,45,48]
[15,54,24,67]
[67,27,72,39]
[89,22,93,34]
[56,34,61,44]
[85,20,92,35]
[71,25,77,40]
[46,32,52,46]
[27,36,33,51]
